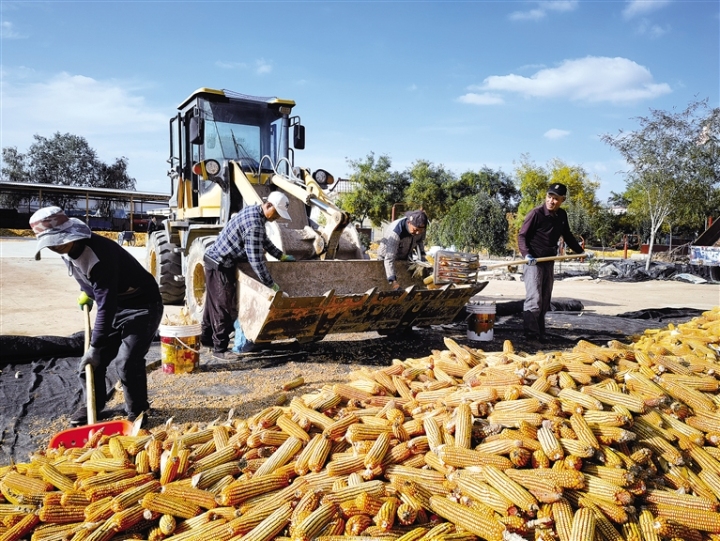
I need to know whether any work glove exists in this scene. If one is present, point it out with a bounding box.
[271,283,281,292]
[280,254,296,262]
[78,346,102,374]
[584,250,595,260]
[525,255,537,266]
[77,292,93,311]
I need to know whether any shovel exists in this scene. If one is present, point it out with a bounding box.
[48,305,135,448]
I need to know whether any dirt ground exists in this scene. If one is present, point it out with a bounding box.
[1,236,718,453]
[1,238,717,337]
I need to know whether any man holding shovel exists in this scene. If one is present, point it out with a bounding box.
[30,207,163,427]
[518,183,587,343]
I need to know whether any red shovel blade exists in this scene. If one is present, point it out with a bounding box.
[49,419,134,449]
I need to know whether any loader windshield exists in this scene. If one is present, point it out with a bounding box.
[199,99,287,172]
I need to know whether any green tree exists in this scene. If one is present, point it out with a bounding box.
[601,99,720,270]
[1,132,137,211]
[431,192,509,255]
[337,153,409,227]
[451,167,520,213]
[404,160,456,219]
[512,155,600,251]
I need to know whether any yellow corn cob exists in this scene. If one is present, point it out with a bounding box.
[699,470,720,500]
[162,484,218,510]
[434,445,513,470]
[84,495,114,523]
[644,488,718,511]
[141,492,202,519]
[211,425,230,451]
[363,432,391,470]
[191,461,244,490]
[344,514,372,535]
[557,388,604,411]
[37,505,86,524]
[372,497,399,531]
[428,496,505,541]
[38,464,75,493]
[486,411,544,427]
[580,501,623,541]
[325,455,365,477]
[658,375,717,412]
[581,385,646,413]
[505,468,562,503]
[0,512,40,541]
[159,513,177,535]
[1,472,53,496]
[537,426,564,461]
[621,518,643,541]
[294,434,322,476]
[85,471,156,503]
[276,414,311,443]
[110,503,145,532]
[189,445,243,475]
[217,473,290,507]
[77,468,137,492]
[453,403,472,449]
[111,478,162,513]
[551,498,573,541]
[321,481,385,505]
[582,474,633,506]
[568,507,595,541]
[581,465,634,487]
[160,455,181,486]
[253,436,303,478]
[568,414,600,450]
[292,502,337,541]
[481,465,538,513]
[290,398,335,431]
[392,376,415,401]
[646,502,720,533]
[135,449,150,474]
[240,502,293,541]
[576,492,628,524]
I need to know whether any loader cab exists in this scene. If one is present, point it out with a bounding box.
[168,88,301,222]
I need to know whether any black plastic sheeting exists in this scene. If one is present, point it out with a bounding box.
[0,333,150,464]
[596,260,718,283]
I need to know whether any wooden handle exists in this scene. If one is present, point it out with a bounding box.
[482,253,586,270]
[83,305,97,425]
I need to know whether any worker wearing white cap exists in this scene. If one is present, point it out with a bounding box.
[29,206,163,427]
[202,191,295,361]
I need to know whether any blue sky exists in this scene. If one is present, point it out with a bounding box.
[1,0,718,202]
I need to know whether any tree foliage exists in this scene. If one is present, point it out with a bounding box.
[431,193,509,255]
[404,160,456,220]
[601,99,720,269]
[337,153,409,227]
[1,132,136,210]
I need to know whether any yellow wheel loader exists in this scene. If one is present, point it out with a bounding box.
[147,88,487,345]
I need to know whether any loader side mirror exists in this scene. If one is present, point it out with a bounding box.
[189,117,204,145]
[293,124,305,150]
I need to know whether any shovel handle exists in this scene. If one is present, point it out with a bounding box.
[482,253,586,270]
[83,305,97,425]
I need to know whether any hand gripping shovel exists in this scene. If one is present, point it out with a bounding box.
[48,305,135,448]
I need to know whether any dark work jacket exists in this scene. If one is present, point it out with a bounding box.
[63,234,162,348]
[517,204,583,258]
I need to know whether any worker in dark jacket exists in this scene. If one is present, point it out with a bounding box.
[30,206,163,426]
[377,209,428,290]
[201,191,295,360]
[517,183,586,343]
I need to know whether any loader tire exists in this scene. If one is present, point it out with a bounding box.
[185,236,216,322]
[147,231,184,304]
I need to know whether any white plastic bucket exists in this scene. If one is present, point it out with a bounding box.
[466,301,496,341]
[159,323,202,374]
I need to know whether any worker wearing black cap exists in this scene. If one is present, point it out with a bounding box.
[377,209,428,290]
[517,183,587,343]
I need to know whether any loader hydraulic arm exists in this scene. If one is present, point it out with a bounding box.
[270,173,351,259]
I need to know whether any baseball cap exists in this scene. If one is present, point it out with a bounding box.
[29,206,92,258]
[406,210,428,228]
[267,191,292,220]
[547,183,567,197]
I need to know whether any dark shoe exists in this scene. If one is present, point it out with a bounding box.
[232,341,256,355]
[212,350,239,362]
[69,407,119,427]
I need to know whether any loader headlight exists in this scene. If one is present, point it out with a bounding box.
[192,159,221,179]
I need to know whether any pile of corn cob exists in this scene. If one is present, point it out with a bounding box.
[1,307,719,541]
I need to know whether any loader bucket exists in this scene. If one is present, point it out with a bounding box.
[237,260,488,344]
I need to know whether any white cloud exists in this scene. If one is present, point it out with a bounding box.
[215,60,248,69]
[510,0,578,21]
[623,0,671,19]
[457,92,504,105]
[255,59,272,74]
[1,72,169,191]
[544,128,570,139]
[636,19,669,38]
[479,56,671,103]
[1,20,25,39]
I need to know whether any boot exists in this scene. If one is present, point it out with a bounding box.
[523,310,541,340]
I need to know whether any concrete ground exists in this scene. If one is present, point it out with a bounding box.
[1,237,718,337]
